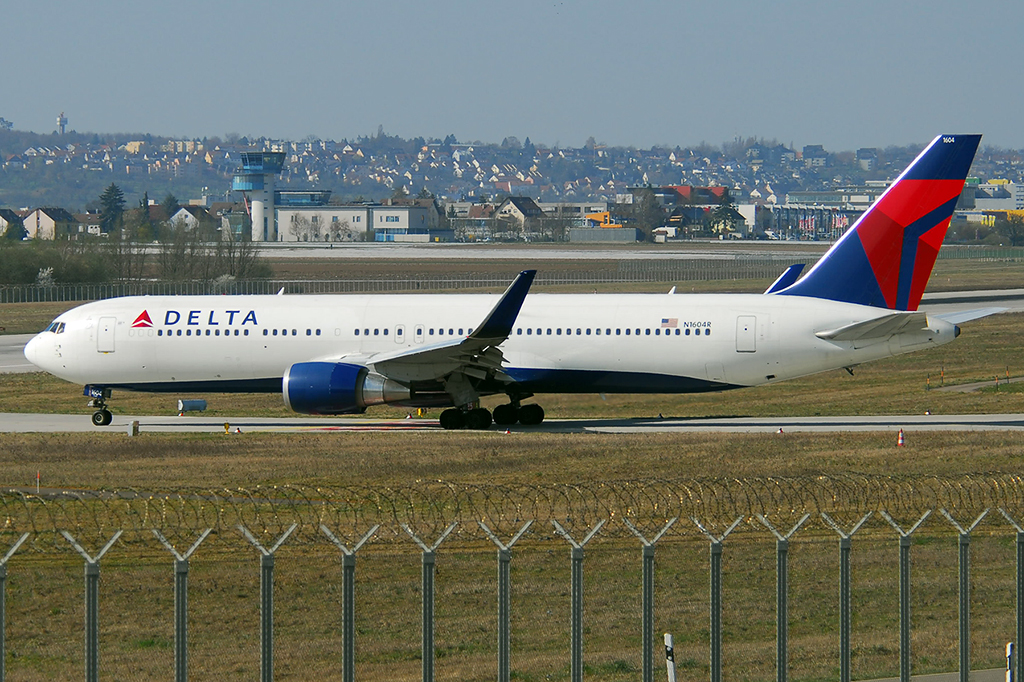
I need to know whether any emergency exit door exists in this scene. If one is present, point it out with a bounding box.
[736,316,756,353]
[97,317,116,353]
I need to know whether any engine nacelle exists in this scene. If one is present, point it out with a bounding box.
[283,362,411,415]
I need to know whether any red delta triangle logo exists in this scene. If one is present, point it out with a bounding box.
[131,310,153,328]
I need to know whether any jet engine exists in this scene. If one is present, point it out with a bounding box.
[283,362,411,415]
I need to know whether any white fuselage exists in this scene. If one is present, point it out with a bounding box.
[24,292,956,397]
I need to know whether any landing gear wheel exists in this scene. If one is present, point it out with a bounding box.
[492,404,519,426]
[439,408,466,430]
[465,408,493,430]
[91,409,112,427]
[518,404,545,426]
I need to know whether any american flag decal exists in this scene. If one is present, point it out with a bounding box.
[661,318,677,328]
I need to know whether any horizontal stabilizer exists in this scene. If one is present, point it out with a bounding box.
[932,307,1006,324]
[816,312,929,342]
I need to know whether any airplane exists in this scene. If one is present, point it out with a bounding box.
[25,133,990,430]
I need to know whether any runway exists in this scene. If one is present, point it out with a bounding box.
[4,411,1024,434]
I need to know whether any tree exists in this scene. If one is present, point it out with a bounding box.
[161,193,181,222]
[98,183,125,234]
[994,215,1024,246]
[106,208,148,281]
[289,215,312,242]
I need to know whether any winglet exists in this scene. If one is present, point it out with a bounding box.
[470,270,536,341]
[764,264,805,294]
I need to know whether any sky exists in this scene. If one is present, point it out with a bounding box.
[3,0,1023,151]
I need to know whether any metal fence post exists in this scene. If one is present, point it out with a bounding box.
[61,530,122,682]
[692,517,743,682]
[757,514,810,682]
[552,520,606,682]
[0,533,29,682]
[402,523,458,682]
[624,517,677,682]
[479,521,533,682]
[999,509,1024,682]
[152,529,212,682]
[321,524,380,682]
[879,511,931,682]
[940,509,989,682]
[239,524,297,682]
[821,513,872,682]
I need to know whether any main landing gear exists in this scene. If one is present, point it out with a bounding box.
[438,400,545,430]
[86,387,113,427]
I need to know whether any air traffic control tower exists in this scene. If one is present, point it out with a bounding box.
[232,151,285,241]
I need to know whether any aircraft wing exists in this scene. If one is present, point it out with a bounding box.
[815,311,929,342]
[362,270,536,383]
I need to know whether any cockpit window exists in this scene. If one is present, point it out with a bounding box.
[56,322,65,334]
[44,320,65,333]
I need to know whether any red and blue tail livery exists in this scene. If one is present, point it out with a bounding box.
[778,134,981,310]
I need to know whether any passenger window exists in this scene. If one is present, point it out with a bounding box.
[527,328,532,335]
[535,328,541,335]
[459,328,464,335]
[244,330,249,336]
[606,329,612,335]
[374,329,379,336]
[557,329,562,335]
[685,329,690,336]
[355,329,360,336]
[705,328,711,336]
[586,329,591,335]
[625,329,630,335]
[616,329,620,335]
[576,328,581,335]
[636,329,641,336]
[546,329,552,335]
[674,329,680,335]
[645,329,651,336]
[364,329,369,336]
[292,329,297,336]
[177,330,182,336]
[383,329,389,335]
[655,329,660,336]
[186,329,192,337]
[316,329,321,336]
[273,329,278,336]
[158,330,163,337]
[516,329,522,335]
[306,329,311,336]
[206,329,211,336]
[429,329,434,336]
[595,329,600,335]
[215,329,220,336]
[448,328,453,335]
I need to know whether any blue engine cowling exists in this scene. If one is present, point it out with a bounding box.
[282,362,411,415]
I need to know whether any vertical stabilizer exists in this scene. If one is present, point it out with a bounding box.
[777,134,981,310]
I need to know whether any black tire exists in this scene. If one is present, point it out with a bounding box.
[518,404,545,426]
[92,410,112,427]
[492,404,519,426]
[465,408,492,430]
[439,408,465,430]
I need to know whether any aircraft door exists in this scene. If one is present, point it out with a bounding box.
[736,315,756,353]
[395,325,405,344]
[414,325,424,344]
[97,316,116,353]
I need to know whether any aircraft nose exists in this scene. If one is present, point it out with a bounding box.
[23,334,48,369]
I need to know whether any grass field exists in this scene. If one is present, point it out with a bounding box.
[2,256,1024,681]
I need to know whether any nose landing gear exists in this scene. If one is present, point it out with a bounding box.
[85,386,113,427]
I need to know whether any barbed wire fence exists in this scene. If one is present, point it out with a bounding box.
[4,474,1024,682]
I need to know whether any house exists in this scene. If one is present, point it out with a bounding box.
[168,206,214,230]
[494,197,543,230]
[0,209,24,238]
[22,207,75,240]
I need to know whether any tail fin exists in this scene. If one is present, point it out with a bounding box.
[777,134,981,310]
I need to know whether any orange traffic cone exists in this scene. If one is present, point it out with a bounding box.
[897,428,905,447]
